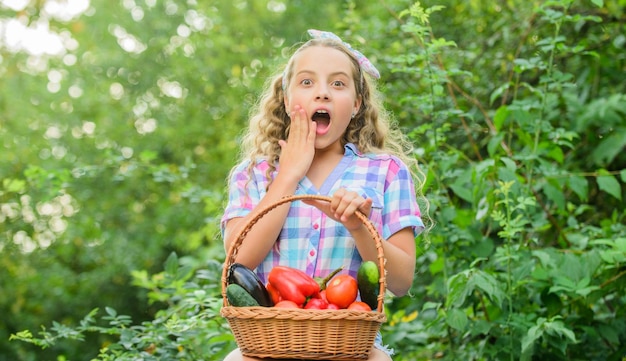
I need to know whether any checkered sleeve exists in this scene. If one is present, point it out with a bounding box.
[220,161,261,237]
[382,158,425,239]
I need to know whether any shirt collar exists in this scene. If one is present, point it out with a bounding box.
[344,143,360,156]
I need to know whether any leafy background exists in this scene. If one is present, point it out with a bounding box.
[1,0,625,360]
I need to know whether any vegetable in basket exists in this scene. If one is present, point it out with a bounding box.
[266,282,282,304]
[325,274,358,309]
[225,284,260,307]
[357,260,381,310]
[314,266,344,290]
[303,297,329,310]
[267,266,320,306]
[227,263,273,307]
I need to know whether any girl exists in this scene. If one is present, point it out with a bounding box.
[221,29,425,361]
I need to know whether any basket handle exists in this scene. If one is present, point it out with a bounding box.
[221,194,387,312]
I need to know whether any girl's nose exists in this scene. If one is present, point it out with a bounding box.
[315,85,331,100]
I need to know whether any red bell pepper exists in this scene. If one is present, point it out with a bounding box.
[266,282,282,304]
[268,266,320,306]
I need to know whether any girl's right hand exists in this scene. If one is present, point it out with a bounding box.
[277,105,316,182]
[304,188,373,231]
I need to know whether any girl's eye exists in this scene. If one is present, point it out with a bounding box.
[332,80,345,87]
[301,79,312,86]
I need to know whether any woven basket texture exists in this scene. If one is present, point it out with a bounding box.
[221,194,387,360]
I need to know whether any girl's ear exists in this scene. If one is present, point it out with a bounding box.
[354,96,362,115]
[284,83,292,112]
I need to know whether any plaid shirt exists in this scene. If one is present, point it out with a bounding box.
[221,143,424,284]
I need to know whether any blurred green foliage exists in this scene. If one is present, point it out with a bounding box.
[1,0,625,360]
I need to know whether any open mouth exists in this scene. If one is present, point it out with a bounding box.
[311,110,330,131]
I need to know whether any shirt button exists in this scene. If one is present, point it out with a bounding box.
[309,250,315,256]
[313,223,319,229]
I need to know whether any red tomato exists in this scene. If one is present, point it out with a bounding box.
[347,301,372,311]
[304,298,328,310]
[325,274,358,309]
[326,303,340,310]
[274,300,300,309]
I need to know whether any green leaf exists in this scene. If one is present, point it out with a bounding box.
[545,320,578,343]
[429,256,445,274]
[590,128,626,166]
[567,175,589,201]
[590,0,604,7]
[599,250,626,264]
[3,178,26,193]
[139,150,158,162]
[501,157,517,172]
[469,257,488,268]
[574,277,600,297]
[449,182,473,202]
[596,171,622,201]
[614,238,626,253]
[472,270,506,308]
[489,84,510,107]
[446,308,468,331]
[446,271,471,308]
[541,290,563,316]
[176,265,194,281]
[521,323,543,361]
[105,307,117,317]
[542,181,566,211]
[547,145,564,164]
[597,324,619,344]
[487,132,505,156]
[164,252,179,276]
[550,276,576,293]
[493,107,510,132]
[470,319,492,336]
[589,238,615,247]
[9,330,34,342]
[422,302,442,311]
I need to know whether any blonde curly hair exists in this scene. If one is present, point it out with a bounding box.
[233,37,427,203]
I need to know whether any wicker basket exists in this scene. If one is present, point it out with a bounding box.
[221,194,387,360]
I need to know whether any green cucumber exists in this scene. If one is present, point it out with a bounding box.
[357,261,380,310]
[226,283,260,307]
